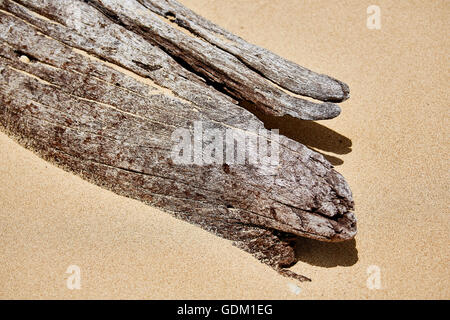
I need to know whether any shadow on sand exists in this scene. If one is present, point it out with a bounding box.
[294,237,358,267]
[238,100,352,166]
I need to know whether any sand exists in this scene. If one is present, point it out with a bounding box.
[0,0,448,299]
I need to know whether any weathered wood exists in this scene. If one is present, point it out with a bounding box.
[0,0,356,281]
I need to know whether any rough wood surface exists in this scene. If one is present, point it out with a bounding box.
[0,0,356,281]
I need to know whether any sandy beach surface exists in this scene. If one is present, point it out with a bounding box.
[0,0,448,299]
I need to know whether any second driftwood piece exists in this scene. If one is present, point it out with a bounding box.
[0,0,356,281]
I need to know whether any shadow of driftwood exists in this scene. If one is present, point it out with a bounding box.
[294,237,358,267]
[238,100,352,165]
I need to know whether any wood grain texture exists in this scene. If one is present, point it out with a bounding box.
[0,0,356,281]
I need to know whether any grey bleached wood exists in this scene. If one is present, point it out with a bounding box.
[0,0,356,282]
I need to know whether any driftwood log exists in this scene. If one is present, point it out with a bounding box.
[0,0,356,281]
